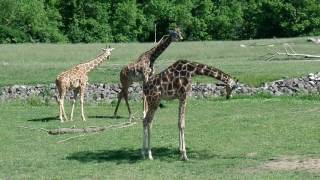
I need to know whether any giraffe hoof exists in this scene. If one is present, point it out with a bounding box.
[181,156,189,161]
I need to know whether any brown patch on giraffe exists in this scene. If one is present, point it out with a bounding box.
[186,64,195,72]
[173,78,181,89]
[174,70,180,77]
[180,77,188,86]
[180,70,187,77]
[167,83,173,90]
[162,75,169,82]
[175,63,183,71]
[244,156,320,173]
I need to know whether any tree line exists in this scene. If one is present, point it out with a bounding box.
[0,0,319,43]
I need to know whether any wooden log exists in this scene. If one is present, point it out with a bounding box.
[48,127,106,135]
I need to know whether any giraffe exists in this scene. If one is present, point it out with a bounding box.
[113,27,183,121]
[141,60,238,160]
[55,46,114,122]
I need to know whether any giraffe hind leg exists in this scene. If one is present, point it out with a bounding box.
[70,89,79,121]
[113,90,123,117]
[123,91,132,122]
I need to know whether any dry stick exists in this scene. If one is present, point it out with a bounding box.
[265,44,320,61]
[48,126,107,135]
[18,126,49,133]
[57,134,88,144]
[56,122,137,144]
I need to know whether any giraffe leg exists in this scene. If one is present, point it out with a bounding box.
[70,89,78,121]
[143,95,148,118]
[58,98,63,122]
[113,90,123,118]
[141,120,148,159]
[60,97,69,122]
[123,88,132,122]
[178,97,188,161]
[80,87,86,121]
[141,97,159,160]
[147,122,153,160]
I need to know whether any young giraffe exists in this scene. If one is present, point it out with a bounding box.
[113,28,183,121]
[141,60,238,160]
[56,46,114,122]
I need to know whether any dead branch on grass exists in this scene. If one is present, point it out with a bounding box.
[264,44,320,61]
[307,37,320,44]
[48,121,137,135]
[56,122,137,143]
[18,126,49,133]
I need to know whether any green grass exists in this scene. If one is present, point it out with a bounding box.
[1,37,320,87]
[1,96,320,179]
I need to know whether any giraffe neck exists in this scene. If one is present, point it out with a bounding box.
[83,51,111,73]
[172,60,233,84]
[143,35,173,66]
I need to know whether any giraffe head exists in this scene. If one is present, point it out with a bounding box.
[169,27,183,41]
[101,45,114,56]
[225,78,239,99]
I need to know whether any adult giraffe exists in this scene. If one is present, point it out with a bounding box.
[113,28,183,121]
[141,60,238,160]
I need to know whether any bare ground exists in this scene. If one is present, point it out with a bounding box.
[244,155,320,173]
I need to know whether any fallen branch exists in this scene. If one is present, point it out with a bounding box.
[307,37,320,44]
[48,127,106,135]
[57,134,88,144]
[56,122,137,143]
[48,121,137,135]
[19,126,49,133]
[264,44,320,61]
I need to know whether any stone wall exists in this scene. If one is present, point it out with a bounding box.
[1,73,320,102]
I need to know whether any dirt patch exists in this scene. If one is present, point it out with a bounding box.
[245,156,320,173]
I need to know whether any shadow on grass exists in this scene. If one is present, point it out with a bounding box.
[27,116,59,122]
[66,147,251,164]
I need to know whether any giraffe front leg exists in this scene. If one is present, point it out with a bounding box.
[141,98,159,160]
[58,99,64,122]
[179,98,188,161]
[61,98,69,122]
[80,88,86,121]
[70,99,76,121]
[147,123,153,160]
[143,95,148,118]
[141,122,148,159]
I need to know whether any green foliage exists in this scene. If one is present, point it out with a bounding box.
[111,0,147,42]
[59,0,112,43]
[0,0,320,42]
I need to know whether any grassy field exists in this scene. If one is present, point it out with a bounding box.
[1,96,320,179]
[1,37,320,87]
[1,39,320,179]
